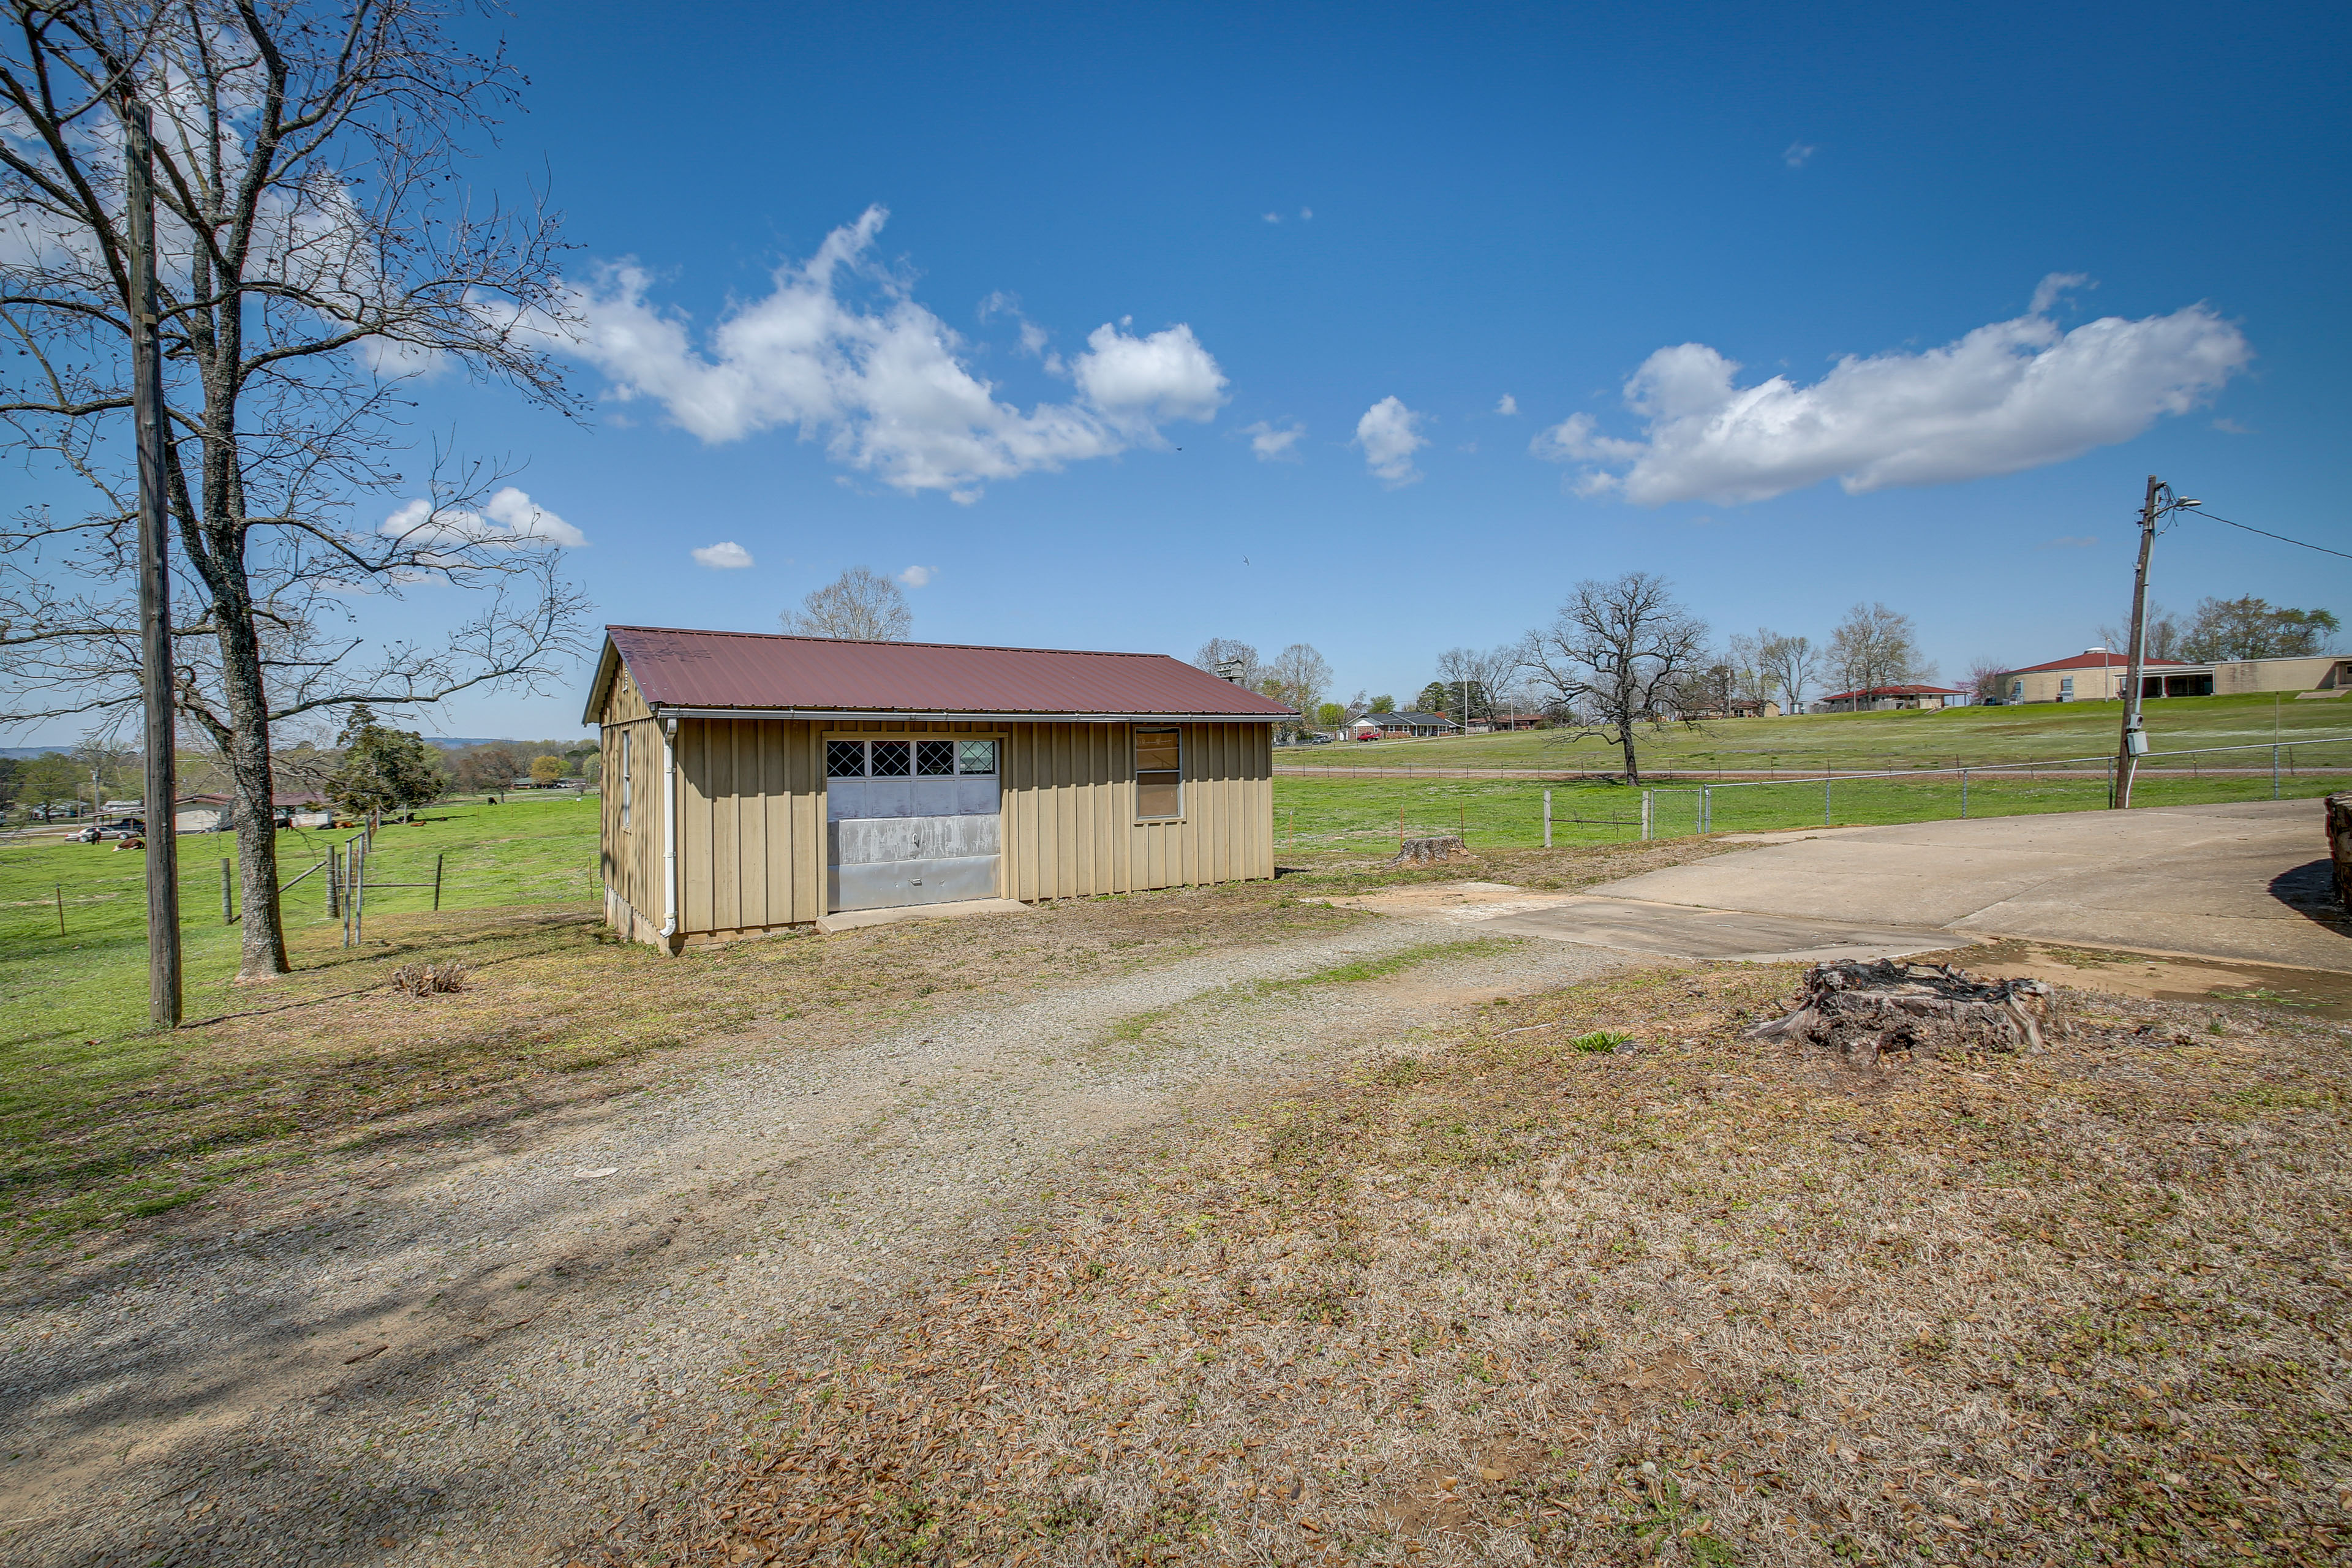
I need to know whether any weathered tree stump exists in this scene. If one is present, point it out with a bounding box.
[1389,835,1471,865]
[1745,958,2061,1065]
[2328,793,2351,912]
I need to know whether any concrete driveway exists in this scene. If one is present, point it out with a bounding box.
[1523,799,2348,971]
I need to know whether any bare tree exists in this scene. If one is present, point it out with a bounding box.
[1525,573,1708,785]
[782,567,912,641]
[1756,631,1817,715]
[1190,636,1261,685]
[0,0,588,978]
[1828,603,1931,697]
[1434,641,1526,725]
[1264,643,1330,725]
[1966,657,2010,704]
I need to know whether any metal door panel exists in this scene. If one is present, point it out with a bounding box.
[831,814,1000,867]
[913,777,962,817]
[830,854,1001,911]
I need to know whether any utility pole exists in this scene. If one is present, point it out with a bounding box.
[2111,476,2199,809]
[125,98,182,1027]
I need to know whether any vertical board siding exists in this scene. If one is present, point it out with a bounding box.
[607,690,1272,936]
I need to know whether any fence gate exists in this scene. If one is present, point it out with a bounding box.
[824,737,1001,913]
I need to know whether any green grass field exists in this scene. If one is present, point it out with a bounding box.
[0,794,601,1051]
[1292,690,2352,775]
[1270,747,2352,851]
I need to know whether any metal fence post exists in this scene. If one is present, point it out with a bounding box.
[1960,768,1969,819]
[1825,774,1833,826]
[2273,745,2281,800]
[433,851,445,911]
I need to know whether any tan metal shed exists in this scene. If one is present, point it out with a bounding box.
[582,626,1294,951]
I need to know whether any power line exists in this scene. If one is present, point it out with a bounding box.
[2190,509,2352,562]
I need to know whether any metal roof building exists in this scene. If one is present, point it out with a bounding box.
[584,627,1293,949]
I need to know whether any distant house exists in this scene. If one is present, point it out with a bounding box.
[1679,698,1784,720]
[173,790,328,832]
[1347,710,1460,739]
[1484,712,1545,731]
[1812,684,1967,714]
[1994,647,2352,704]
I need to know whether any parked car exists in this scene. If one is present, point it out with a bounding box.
[1294,731,1334,745]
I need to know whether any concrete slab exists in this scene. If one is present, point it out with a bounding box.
[814,897,1031,935]
[1586,799,2350,971]
[1474,895,1964,964]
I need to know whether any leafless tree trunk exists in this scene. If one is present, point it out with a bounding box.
[0,3,588,982]
[1828,603,1931,699]
[782,566,913,641]
[1757,631,1818,715]
[1525,573,1707,785]
[1,0,587,979]
[1191,637,1261,685]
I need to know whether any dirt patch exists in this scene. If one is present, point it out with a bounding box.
[1932,938,2352,1020]
[594,964,2352,1567]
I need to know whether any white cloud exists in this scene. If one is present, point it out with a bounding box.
[898,564,935,587]
[1494,394,1518,417]
[2211,417,2253,435]
[1354,396,1428,487]
[1262,211,1282,224]
[1243,420,1305,461]
[1531,277,2252,505]
[1784,141,1817,168]
[691,541,755,569]
[540,207,1227,500]
[1299,207,1313,221]
[380,486,586,549]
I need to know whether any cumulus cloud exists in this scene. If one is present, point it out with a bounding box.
[1243,420,1305,461]
[1783,141,1817,168]
[540,207,1227,501]
[1531,277,2252,505]
[1494,394,1518,416]
[898,564,935,587]
[380,486,586,548]
[1354,396,1428,487]
[692,541,755,569]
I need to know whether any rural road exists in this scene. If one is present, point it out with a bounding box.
[0,913,1634,1567]
[1578,798,2350,970]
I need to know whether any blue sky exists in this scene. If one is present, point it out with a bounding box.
[213,1,2352,735]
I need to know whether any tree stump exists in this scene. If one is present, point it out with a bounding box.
[1389,835,1471,865]
[1745,958,2061,1065]
[2328,793,2352,912]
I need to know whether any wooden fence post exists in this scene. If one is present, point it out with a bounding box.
[433,851,444,911]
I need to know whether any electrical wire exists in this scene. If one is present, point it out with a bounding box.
[2183,508,2352,562]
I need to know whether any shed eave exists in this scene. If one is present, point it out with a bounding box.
[647,704,1289,724]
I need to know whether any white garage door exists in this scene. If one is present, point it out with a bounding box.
[825,737,1001,913]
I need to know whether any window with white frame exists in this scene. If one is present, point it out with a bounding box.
[1134,726,1182,820]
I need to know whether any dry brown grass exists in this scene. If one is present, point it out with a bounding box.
[603,962,2352,1567]
[11,838,1741,1252]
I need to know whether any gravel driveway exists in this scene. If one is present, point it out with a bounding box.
[0,911,1634,1566]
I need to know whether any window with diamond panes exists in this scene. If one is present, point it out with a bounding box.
[957,739,997,775]
[870,739,911,776]
[916,739,957,775]
[826,740,866,777]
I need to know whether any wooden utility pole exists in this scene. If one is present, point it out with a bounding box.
[2114,476,2195,809]
[126,100,182,1026]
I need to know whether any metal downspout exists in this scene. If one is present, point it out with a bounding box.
[660,714,679,944]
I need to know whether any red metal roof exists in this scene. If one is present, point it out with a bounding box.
[2007,650,2189,675]
[586,626,1297,722]
[1819,684,1967,701]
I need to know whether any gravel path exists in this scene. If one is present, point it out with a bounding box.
[0,912,1634,1566]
